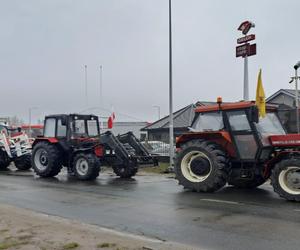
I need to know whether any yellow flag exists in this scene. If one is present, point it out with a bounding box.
[255,69,266,117]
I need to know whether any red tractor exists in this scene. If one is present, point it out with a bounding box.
[175,100,300,201]
[32,114,156,181]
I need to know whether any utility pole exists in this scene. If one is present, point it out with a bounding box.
[28,107,38,138]
[84,65,88,107]
[290,61,300,133]
[168,0,174,172]
[153,105,161,120]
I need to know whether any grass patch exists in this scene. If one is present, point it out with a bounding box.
[62,242,79,249]
[0,240,29,250]
[97,242,117,248]
[141,162,170,174]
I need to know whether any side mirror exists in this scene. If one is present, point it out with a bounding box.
[249,106,259,123]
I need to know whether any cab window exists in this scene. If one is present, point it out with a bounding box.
[192,112,224,132]
[57,119,67,137]
[44,118,56,137]
[227,110,251,131]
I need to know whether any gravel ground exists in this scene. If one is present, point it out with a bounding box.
[0,204,193,250]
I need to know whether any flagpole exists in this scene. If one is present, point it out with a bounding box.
[100,65,103,108]
[84,65,88,107]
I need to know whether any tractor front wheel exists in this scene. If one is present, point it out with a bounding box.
[175,140,228,192]
[14,154,32,171]
[32,142,63,177]
[271,158,300,201]
[112,161,138,178]
[73,153,100,181]
[0,150,10,170]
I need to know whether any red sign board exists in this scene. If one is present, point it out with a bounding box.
[238,21,254,35]
[236,44,249,57]
[237,34,255,44]
[236,43,256,57]
[248,43,256,57]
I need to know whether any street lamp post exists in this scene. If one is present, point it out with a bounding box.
[290,61,300,133]
[153,105,161,120]
[168,0,175,172]
[28,107,38,137]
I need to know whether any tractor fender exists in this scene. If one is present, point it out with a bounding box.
[32,138,59,148]
[264,150,300,178]
[176,131,236,157]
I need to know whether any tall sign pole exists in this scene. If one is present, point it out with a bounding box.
[236,21,256,100]
[168,0,174,171]
[243,55,249,100]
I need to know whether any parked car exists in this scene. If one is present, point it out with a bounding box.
[142,141,170,156]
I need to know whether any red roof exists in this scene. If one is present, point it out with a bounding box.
[195,101,277,113]
[21,124,44,129]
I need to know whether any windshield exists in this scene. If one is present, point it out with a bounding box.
[255,113,286,136]
[192,112,224,132]
[73,118,99,137]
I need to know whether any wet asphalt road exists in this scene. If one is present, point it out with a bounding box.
[0,169,299,250]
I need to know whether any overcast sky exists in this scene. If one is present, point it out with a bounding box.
[0,0,299,123]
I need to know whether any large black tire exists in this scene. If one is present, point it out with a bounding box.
[32,142,63,177]
[14,154,32,171]
[73,153,100,181]
[112,161,138,178]
[271,158,300,201]
[175,139,228,192]
[0,150,10,170]
[228,173,267,189]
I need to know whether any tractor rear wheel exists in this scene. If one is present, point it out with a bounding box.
[175,140,228,192]
[0,150,10,170]
[271,158,300,201]
[228,174,267,189]
[73,153,100,181]
[32,142,63,177]
[14,154,32,171]
[112,161,138,178]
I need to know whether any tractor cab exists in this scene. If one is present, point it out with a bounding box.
[189,101,287,162]
[43,114,100,141]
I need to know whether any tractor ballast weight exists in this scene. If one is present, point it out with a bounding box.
[174,100,300,201]
[31,114,156,181]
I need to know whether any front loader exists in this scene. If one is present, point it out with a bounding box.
[0,124,32,170]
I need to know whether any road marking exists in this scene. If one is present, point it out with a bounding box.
[200,198,242,205]
[294,209,300,212]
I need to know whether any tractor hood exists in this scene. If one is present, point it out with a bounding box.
[269,134,300,147]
